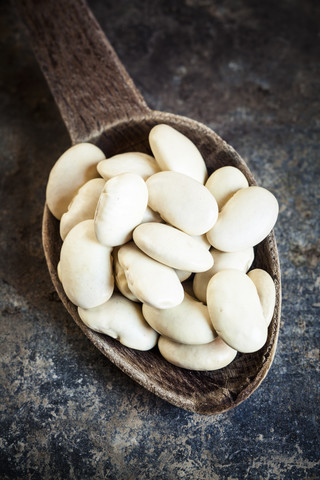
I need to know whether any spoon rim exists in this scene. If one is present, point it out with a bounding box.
[42,111,281,415]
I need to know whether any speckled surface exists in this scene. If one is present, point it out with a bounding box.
[1,0,319,478]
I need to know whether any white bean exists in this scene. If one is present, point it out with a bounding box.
[158,336,237,371]
[207,269,267,353]
[146,171,218,235]
[133,222,214,272]
[142,292,216,345]
[118,242,184,309]
[97,152,160,180]
[113,247,139,302]
[193,247,254,303]
[175,270,192,282]
[60,178,105,240]
[248,269,276,326]
[205,166,249,210]
[149,124,208,183]
[46,143,104,219]
[140,206,163,224]
[207,186,279,252]
[192,233,211,250]
[58,219,114,309]
[78,293,158,351]
[94,173,148,247]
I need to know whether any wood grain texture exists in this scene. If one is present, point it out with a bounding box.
[15,0,150,143]
[19,0,281,414]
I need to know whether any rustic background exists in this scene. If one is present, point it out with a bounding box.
[1,0,319,478]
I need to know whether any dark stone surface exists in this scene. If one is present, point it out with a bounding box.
[0,0,319,478]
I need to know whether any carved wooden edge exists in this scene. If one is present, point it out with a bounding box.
[14,0,150,143]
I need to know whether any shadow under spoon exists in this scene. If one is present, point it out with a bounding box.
[15,0,281,415]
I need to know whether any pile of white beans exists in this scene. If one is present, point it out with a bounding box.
[46,124,278,371]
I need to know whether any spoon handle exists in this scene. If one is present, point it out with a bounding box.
[15,0,150,143]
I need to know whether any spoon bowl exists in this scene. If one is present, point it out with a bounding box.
[18,0,281,414]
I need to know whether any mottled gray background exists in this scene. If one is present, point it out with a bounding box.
[1,0,319,478]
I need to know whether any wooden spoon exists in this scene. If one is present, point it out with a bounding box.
[16,0,281,415]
